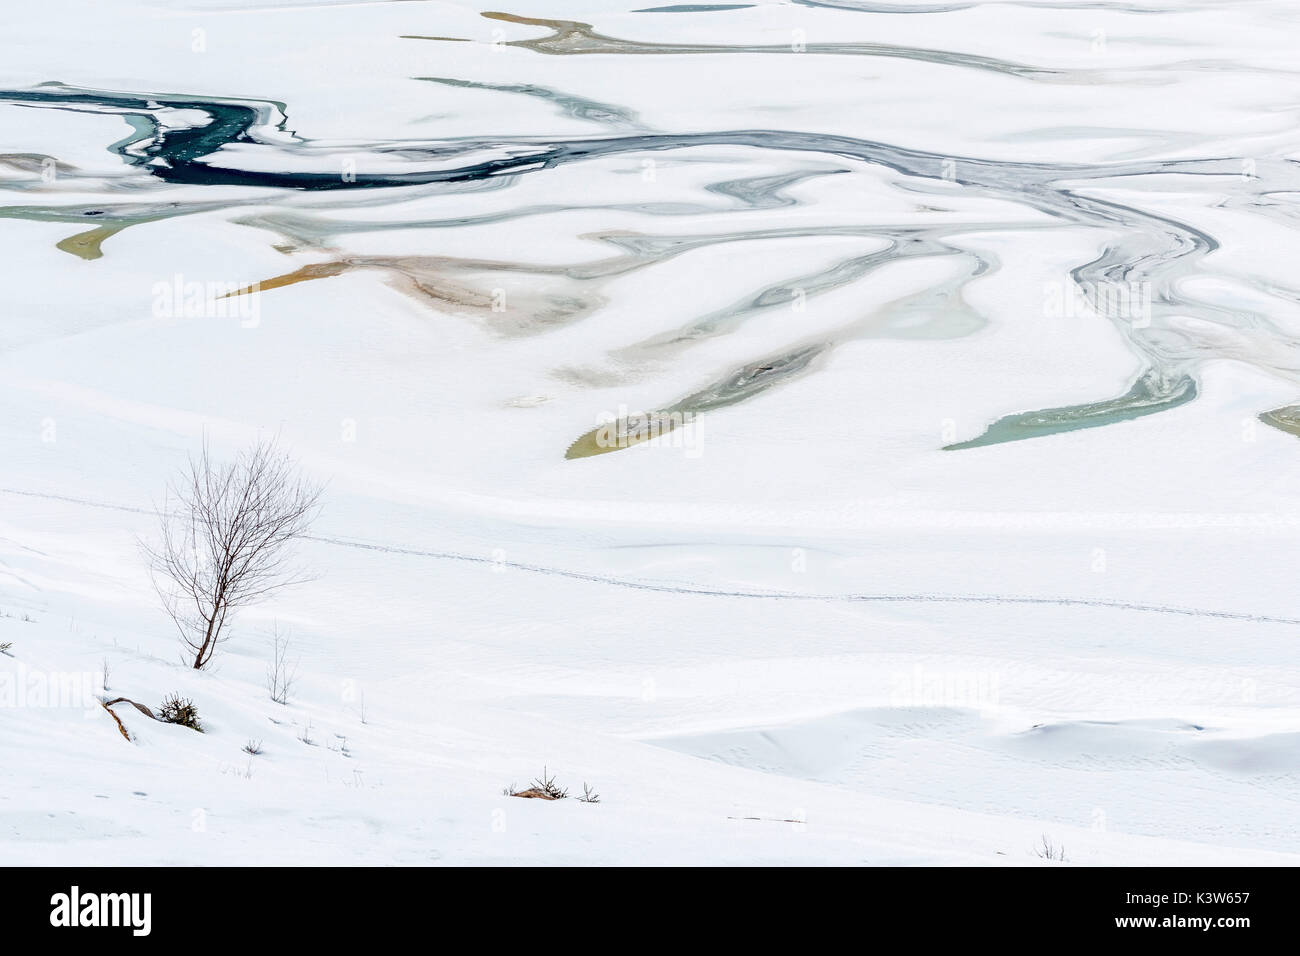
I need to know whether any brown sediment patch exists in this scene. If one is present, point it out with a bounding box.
[225,253,604,335]
[405,9,841,56]
[5,201,238,260]
[565,412,683,459]
[56,224,124,260]
[353,255,605,333]
[379,261,497,310]
[562,344,822,460]
[222,260,349,298]
[401,10,1068,80]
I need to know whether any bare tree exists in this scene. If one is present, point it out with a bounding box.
[144,438,322,669]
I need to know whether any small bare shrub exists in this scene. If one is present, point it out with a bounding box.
[508,766,568,800]
[1034,834,1067,862]
[266,624,299,705]
[578,782,601,804]
[222,759,254,779]
[158,693,202,731]
[243,738,263,755]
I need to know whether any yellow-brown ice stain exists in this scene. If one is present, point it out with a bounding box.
[56,224,124,260]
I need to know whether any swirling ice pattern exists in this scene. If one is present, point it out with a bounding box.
[3,4,1300,456]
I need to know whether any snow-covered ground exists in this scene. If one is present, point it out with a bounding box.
[3,0,1299,864]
